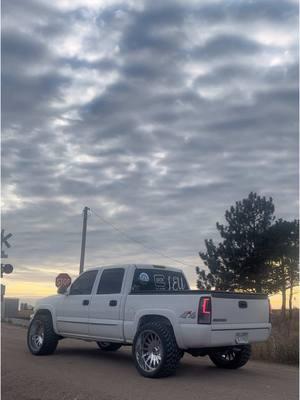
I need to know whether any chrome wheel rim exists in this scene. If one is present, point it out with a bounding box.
[99,342,111,348]
[219,350,236,362]
[29,320,44,351]
[136,330,162,372]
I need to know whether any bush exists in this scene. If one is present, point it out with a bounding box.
[252,309,299,365]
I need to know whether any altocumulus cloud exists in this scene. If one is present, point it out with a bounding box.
[2,0,298,290]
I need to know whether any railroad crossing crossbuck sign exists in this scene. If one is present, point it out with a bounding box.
[1,229,14,277]
[1,229,12,259]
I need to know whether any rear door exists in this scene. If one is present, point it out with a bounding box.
[88,267,126,340]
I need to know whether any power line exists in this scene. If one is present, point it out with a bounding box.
[89,208,197,269]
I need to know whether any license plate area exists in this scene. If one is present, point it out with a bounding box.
[235,332,248,344]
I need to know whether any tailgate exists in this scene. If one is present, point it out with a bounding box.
[211,292,269,325]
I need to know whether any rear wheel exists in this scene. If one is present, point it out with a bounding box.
[133,321,181,378]
[96,342,122,351]
[27,314,58,355]
[208,345,251,369]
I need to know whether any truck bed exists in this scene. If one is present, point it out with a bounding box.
[130,289,267,298]
[125,289,271,349]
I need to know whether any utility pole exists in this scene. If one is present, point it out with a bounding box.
[79,207,90,274]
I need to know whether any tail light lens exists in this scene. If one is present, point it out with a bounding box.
[268,298,272,323]
[198,296,211,324]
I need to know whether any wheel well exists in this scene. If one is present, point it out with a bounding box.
[136,315,183,356]
[138,314,173,331]
[34,309,63,339]
[35,309,53,320]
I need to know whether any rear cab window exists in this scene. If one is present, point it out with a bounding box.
[131,267,189,292]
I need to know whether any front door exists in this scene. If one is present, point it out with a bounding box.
[56,269,98,336]
[89,267,125,340]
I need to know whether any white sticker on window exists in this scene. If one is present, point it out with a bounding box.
[139,272,150,283]
[167,275,186,291]
[154,274,166,289]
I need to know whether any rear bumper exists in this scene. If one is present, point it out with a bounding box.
[179,323,271,349]
[211,326,271,346]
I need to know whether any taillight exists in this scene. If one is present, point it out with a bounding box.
[268,298,272,323]
[198,296,211,324]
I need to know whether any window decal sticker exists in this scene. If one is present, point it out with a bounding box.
[139,272,150,283]
[167,275,186,291]
[154,274,166,290]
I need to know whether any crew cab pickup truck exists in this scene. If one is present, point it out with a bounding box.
[27,264,271,378]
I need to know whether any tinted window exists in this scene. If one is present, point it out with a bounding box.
[69,270,98,295]
[97,268,125,294]
[131,268,189,292]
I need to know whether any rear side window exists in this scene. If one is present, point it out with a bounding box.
[97,268,125,294]
[131,268,189,292]
[69,270,98,295]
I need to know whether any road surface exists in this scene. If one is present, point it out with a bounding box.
[2,323,298,400]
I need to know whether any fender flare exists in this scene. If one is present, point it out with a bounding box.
[33,305,59,335]
[133,308,185,349]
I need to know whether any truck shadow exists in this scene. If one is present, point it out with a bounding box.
[55,344,133,365]
[178,359,258,379]
[54,343,262,380]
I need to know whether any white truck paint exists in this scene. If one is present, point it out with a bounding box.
[28,264,271,378]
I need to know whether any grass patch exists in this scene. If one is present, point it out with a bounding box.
[252,309,299,365]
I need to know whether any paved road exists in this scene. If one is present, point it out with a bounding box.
[2,323,298,400]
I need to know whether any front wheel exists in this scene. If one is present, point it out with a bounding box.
[208,345,251,369]
[96,342,122,351]
[133,321,181,378]
[27,314,58,355]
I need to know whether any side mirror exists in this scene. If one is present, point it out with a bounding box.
[57,286,69,295]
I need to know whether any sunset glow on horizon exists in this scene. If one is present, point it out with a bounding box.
[3,278,299,310]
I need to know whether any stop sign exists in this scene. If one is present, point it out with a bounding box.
[55,273,72,289]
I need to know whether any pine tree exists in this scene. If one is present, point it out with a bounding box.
[264,219,299,317]
[197,192,275,293]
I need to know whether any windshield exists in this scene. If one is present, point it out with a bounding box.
[131,268,189,292]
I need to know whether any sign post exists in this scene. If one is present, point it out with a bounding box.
[79,207,89,274]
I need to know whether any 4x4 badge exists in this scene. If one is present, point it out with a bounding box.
[180,311,196,319]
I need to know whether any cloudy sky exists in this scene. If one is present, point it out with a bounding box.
[2,0,298,302]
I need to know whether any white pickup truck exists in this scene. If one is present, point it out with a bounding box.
[27,264,271,378]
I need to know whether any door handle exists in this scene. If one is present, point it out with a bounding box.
[109,300,117,307]
[82,299,89,306]
[239,301,247,309]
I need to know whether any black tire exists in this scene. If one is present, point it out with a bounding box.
[132,321,181,378]
[208,345,251,369]
[96,342,122,351]
[27,314,59,356]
